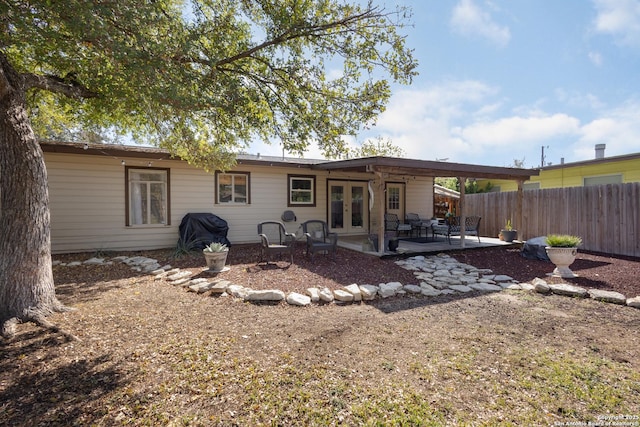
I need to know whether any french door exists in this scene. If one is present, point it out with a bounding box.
[328,181,368,234]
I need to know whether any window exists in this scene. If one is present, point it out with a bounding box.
[288,175,315,206]
[216,171,250,204]
[523,182,540,191]
[584,174,622,186]
[126,167,169,226]
[387,186,400,210]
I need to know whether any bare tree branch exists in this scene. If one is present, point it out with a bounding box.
[170,7,386,70]
[214,8,381,68]
[22,73,98,99]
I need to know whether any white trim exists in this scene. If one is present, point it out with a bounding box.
[289,176,315,205]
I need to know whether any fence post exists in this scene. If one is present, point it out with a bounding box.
[517,179,524,240]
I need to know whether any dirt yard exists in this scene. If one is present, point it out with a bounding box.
[1,245,639,426]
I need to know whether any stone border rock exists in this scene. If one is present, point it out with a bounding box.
[54,254,640,310]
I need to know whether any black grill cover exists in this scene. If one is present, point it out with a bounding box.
[178,213,231,250]
[521,236,550,261]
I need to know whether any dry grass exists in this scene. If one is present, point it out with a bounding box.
[1,245,639,426]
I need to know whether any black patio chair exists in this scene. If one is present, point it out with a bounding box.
[301,220,338,261]
[384,213,412,237]
[405,213,423,238]
[257,221,296,264]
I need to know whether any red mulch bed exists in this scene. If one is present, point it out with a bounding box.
[52,243,640,298]
[87,243,640,299]
[453,246,640,297]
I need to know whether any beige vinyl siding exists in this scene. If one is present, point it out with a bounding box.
[46,153,182,253]
[214,166,311,242]
[43,152,347,252]
[213,168,373,242]
[405,176,434,219]
[46,152,226,253]
[44,151,435,253]
[170,163,216,221]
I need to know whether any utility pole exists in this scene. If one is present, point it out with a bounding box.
[540,145,548,167]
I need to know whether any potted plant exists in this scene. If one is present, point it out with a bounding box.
[444,211,454,224]
[203,242,229,272]
[500,219,517,242]
[545,234,582,278]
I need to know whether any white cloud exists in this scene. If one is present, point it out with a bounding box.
[450,0,511,48]
[249,85,640,169]
[588,50,604,66]
[574,101,640,158]
[378,80,498,124]
[366,81,602,167]
[458,114,581,146]
[555,89,605,110]
[472,102,503,119]
[368,80,499,161]
[371,87,640,166]
[593,0,640,46]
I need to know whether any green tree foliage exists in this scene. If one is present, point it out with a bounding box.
[435,177,458,191]
[435,177,493,194]
[465,180,492,194]
[2,0,416,170]
[344,136,405,158]
[510,158,526,168]
[0,0,416,336]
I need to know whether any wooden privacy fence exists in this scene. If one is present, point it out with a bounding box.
[465,182,640,257]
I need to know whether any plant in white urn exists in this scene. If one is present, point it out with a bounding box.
[203,242,229,272]
[545,234,582,278]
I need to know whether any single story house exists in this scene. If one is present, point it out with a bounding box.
[39,141,538,254]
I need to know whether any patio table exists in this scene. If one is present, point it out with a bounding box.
[417,220,436,240]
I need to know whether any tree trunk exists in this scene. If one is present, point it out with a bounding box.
[0,56,64,338]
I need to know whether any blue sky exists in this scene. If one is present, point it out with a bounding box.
[252,0,640,168]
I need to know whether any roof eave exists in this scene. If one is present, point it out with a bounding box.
[312,156,539,181]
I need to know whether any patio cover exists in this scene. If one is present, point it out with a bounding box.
[312,156,539,253]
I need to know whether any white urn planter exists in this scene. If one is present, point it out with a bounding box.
[203,242,229,273]
[545,246,578,278]
[203,251,228,272]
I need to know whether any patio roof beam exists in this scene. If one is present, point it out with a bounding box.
[313,158,539,182]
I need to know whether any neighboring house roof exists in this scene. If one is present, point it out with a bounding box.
[434,184,460,199]
[541,151,640,171]
[39,140,539,182]
[475,149,640,192]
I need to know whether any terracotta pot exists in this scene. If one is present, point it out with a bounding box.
[545,246,578,278]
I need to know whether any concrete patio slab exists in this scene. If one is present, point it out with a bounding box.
[337,234,517,257]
